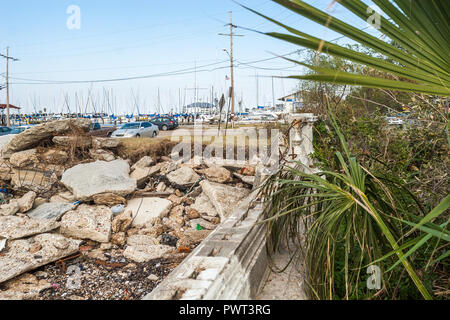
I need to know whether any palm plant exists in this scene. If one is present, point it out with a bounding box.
[247,0,449,299]
[244,0,450,96]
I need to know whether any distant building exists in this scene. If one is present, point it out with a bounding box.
[183,102,216,114]
[279,91,303,113]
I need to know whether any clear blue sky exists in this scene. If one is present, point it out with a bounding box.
[0,0,379,114]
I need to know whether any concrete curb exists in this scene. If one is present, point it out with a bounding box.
[143,190,267,300]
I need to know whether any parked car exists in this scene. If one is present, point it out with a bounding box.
[0,126,13,136]
[10,125,32,134]
[150,117,179,131]
[111,122,159,138]
[88,122,117,137]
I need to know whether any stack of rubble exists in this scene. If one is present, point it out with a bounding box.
[0,119,258,300]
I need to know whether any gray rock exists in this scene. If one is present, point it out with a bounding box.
[125,198,173,227]
[123,244,173,263]
[1,118,91,158]
[92,137,121,149]
[89,149,115,162]
[61,159,137,200]
[166,166,201,186]
[11,167,60,193]
[26,202,74,220]
[233,173,255,185]
[131,156,155,170]
[0,216,60,240]
[0,200,19,216]
[200,180,250,220]
[0,233,81,284]
[17,191,37,213]
[60,205,112,243]
[191,192,219,217]
[0,273,51,300]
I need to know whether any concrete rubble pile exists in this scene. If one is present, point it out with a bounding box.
[0,119,262,300]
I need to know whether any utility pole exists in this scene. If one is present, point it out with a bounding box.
[1,47,19,127]
[219,12,243,122]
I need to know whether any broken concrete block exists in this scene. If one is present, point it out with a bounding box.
[131,156,155,170]
[191,192,219,217]
[201,165,233,183]
[0,200,19,216]
[60,205,112,243]
[0,233,81,284]
[126,198,173,227]
[17,191,36,213]
[89,149,116,162]
[0,273,51,300]
[200,180,250,221]
[61,159,137,200]
[112,210,132,233]
[2,118,91,158]
[124,244,173,263]
[0,216,60,240]
[130,166,159,187]
[52,136,92,148]
[26,202,74,220]
[127,234,159,246]
[166,166,200,187]
[233,173,255,185]
[9,149,39,168]
[11,167,60,193]
[93,193,126,207]
[92,137,121,149]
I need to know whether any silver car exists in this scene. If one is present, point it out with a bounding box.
[111,122,159,138]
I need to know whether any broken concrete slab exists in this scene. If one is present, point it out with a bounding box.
[92,137,121,149]
[26,202,74,221]
[0,161,12,181]
[61,159,137,200]
[0,273,51,300]
[89,149,116,162]
[127,234,159,246]
[50,191,76,204]
[130,166,160,187]
[9,149,39,168]
[131,156,155,170]
[233,173,255,185]
[200,180,250,221]
[0,200,19,216]
[0,233,81,284]
[166,166,200,187]
[112,210,132,233]
[52,135,92,148]
[124,244,174,263]
[60,204,112,243]
[17,191,36,213]
[93,193,127,207]
[1,118,91,159]
[11,167,60,193]
[0,216,60,240]
[126,197,173,227]
[191,192,219,217]
[200,166,233,184]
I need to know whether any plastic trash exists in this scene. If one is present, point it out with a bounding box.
[111,205,125,215]
[196,224,203,231]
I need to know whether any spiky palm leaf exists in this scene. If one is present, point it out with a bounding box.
[244,0,450,96]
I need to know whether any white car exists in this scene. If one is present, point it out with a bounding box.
[111,122,159,138]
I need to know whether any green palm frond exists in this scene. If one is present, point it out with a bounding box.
[244,0,450,96]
